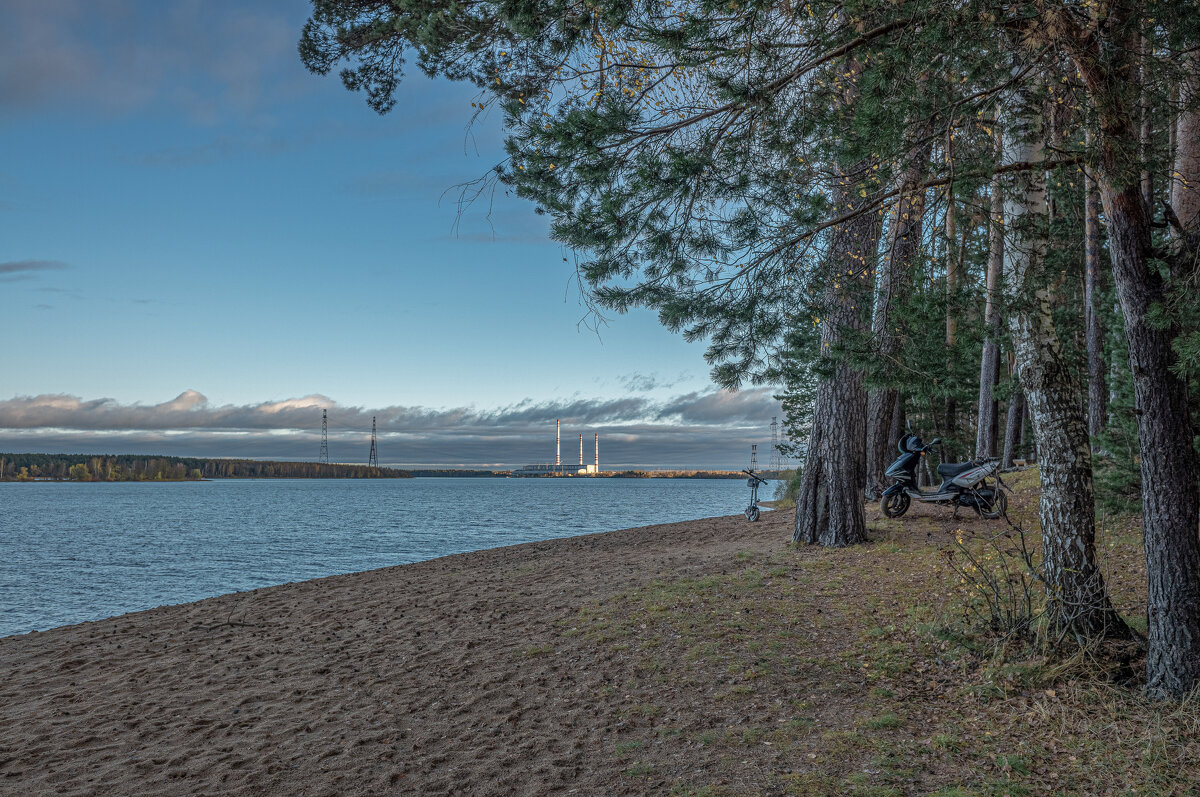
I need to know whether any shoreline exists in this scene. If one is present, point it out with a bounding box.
[0,510,790,794]
[1,510,756,641]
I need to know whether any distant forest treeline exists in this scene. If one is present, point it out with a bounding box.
[0,454,410,481]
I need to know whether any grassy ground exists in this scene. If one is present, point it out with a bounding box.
[565,469,1200,796]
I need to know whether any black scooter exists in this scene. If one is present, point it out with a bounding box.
[881,434,1007,519]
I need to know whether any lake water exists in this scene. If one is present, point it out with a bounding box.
[0,477,761,637]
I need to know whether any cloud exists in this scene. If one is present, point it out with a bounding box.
[619,371,693,392]
[0,259,68,275]
[0,259,68,282]
[657,389,782,424]
[0,1,304,120]
[0,388,784,469]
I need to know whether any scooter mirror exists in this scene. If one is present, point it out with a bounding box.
[930,438,942,446]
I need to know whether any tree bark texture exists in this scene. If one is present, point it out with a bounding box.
[794,189,880,546]
[1098,178,1200,695]
[1002,128,1129,641]
[794,55,881,548]
[1066,7,1200,696]
[1140,34,1154,214]
[866,141,929,499]
[943,160,959,458]
[1083,142,1107,438]
[976,167,1004,460]
[889,396,905,453]
[1172,55,1200,236]
[1002,387,1024,469]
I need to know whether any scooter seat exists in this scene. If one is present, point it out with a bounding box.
[936,461,977,478]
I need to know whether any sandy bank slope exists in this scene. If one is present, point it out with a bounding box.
[0,510,788,795]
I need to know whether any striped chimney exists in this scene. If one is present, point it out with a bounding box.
[556,419,561,466]
[579,433,583,465]
[594,433,599,468]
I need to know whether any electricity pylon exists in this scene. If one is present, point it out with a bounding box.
[368,416,378,467]
[320,409,329,464]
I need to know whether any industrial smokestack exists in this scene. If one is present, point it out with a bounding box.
[579,433,583,465]
[556,419,561,466]
[595,433,599,468]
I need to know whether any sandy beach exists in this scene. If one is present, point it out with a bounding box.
[1,510,796,795]
[4,485,1195,796]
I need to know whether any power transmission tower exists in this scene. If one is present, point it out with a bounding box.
[319,409,329,464]
[368,416,378,467]
[769,417,782,471]
[750,443,757,471]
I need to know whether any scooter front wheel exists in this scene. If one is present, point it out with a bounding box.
[745,505,760,522]
[881,492,911,518]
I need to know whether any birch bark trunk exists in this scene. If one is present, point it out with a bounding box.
[1002,125,1129,641]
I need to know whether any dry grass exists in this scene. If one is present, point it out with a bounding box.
[562,468,1200,795]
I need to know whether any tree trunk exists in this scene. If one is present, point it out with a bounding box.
[866,140,929,499]
[1171,54,1200,236]
[889,396,905,453]
[976,165,1004,460]
[794,207,879,541]
[1140,34,1154,214]
[1069,13,1200,697]
[793,201,879,543]
[1002,387,1024,469]
[1002,126,1129,641]
[1098,177,1200,696]
[794,55,880,548]
[1083,134,1107,438]
[944,180,958,455]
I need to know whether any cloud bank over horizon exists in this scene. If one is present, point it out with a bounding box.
[0,389,783,469]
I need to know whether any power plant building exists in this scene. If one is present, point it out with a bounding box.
[512,422,600,477]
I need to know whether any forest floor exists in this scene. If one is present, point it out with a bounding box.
[2,469,1196,795]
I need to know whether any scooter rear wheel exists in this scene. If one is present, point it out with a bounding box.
[881,492,910,518]
[980,490,1007,519]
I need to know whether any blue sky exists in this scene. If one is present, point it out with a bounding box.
[0,0,783,468]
